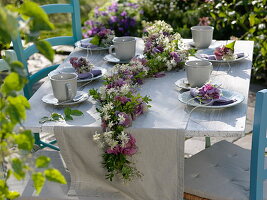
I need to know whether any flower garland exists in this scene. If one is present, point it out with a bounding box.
[89,21,189,181]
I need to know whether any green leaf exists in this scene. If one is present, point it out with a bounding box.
[225,41,236,50]
[64,107,71,116]
[44,168,67,184]
[0,72,24,95]
[20,1,54,32]
[0,7,19,44]
[15,130,34,151]
[51,113,63,121]
[6,191,20,199]
[32,172,45,194]
[90,36,100,46]
[70,110,83,116]
[64,115,73,121]
[35,156,51,168]
[35,40,54,62]
[11,158,25,180]
[249,13,255,26]
[7,95,30,122]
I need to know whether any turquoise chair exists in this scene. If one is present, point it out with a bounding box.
[12,0,82,151]
[184,89,267,200]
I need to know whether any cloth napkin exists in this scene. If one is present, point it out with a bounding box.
[77,69,102,79]
[200,52,245,60]
[190,88,236,106]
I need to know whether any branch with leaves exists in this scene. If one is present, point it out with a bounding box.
[0,1,67,199]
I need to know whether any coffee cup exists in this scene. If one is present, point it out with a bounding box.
[50,73,78,102]
[185,60,213,87]
[109,37,136,61]
[191,26,214,49]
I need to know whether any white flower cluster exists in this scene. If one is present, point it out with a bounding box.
[93,130,130,149]
[145,20,173,35]
[101,34,115,47]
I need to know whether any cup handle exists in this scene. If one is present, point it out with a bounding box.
[65,83,73,100]
[109,45,116,57]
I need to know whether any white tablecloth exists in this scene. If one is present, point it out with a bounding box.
[23,39,254,200]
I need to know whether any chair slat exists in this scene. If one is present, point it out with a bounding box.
[41,4,73,14]
[23,36,75,60]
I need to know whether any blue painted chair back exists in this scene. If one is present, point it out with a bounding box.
[250,89,267,200]
[12,0,82,99]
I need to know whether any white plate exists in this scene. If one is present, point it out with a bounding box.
[75,38,109,51]
[48,68,107,83]
[104,54,131,64]
[175,78,192,90]
[178,89,244,108]
[195,48,248,63]
[42,91,89,106]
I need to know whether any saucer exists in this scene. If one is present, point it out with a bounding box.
[42,91,89,106]
[103,54,131,64]
[189,40,216,48]
[175,78,193,90]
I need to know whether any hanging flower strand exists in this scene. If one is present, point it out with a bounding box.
[89,21,189,181]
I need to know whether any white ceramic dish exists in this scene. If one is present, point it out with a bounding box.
[103,54,131,64]
[195,48,248,63]
[178,89,245,108]
[48,68,107,83]
[175,78,192,90]
[42,91,89,106]
[75,38,109,51]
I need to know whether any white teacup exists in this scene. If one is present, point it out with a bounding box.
[50,73,78,102]
[191,26,214,49]
[185,60,213,87]
[109,37,136,61]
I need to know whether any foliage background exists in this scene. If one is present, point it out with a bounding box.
[2,0,266,83]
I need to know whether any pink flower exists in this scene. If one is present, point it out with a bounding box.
[106,134,137,156]
[117,112,132,127]
[115,96,130,104]
[198,17,211,26]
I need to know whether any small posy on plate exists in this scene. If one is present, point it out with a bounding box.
[195,41,248,63]
[178,89,244,108]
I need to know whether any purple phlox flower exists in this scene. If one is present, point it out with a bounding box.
[197,84,221,102]
[133,102,148,119]
[121,134,137,155]
[163,31,170,36]
[118,27,124,32]
[170,52,181,62]
[108,2,118,12]
[109,16,118,23]
[106,78,126,89]
[106,134,137,156]
[154,72,166,78]
[116,112,132,127]
[125,2,139,9]
[214,46,233,60]
[115,96,130,104]
[101,120,107,130]
[120,11,127,17]
[152,46,164,54]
